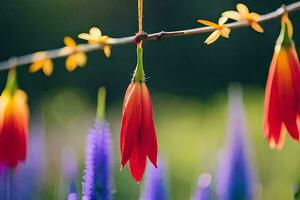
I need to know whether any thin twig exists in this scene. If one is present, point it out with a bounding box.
[0,2,300,71]
[138,0,143,34]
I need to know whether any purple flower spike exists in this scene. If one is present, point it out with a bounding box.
[216,84,256,200]
[82,120,113,200]
[140,159,169,200]
[192,173,212,200]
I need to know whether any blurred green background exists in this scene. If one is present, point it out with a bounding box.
[1,0,300,199]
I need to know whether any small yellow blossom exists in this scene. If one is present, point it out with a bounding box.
[197,17,231,44]
[222,3,264,33]
[29,52,53,76]
[78,27,111,57]
[64,37,87,72]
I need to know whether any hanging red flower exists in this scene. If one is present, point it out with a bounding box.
[264,13,300,149]
[120,47,158,183]
[0,69,29,168]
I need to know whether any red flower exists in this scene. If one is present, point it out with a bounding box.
[120,47,157,183]
[0,70,29,168]
[263,14,300,149]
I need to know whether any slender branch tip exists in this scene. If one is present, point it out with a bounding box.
[0,1,300,71]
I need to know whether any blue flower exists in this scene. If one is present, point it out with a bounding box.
[192,173,212,200]
[82,120,113,200]
[216,85,256,200]
[140,159,169,200]
[68,192,78,200]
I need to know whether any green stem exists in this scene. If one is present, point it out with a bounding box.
[277,19,293,48]
[5,69,18,94]
[134,47,144,82]
[96,87,106,121]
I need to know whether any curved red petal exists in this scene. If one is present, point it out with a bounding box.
[120,83,142,167]
[289,47,300,113]
[141,83,157,167]
[276,48,300,140]
[264,50,284,147]
[13,91,29,160]
[120,82,134,154]
[122,82,134,112]
[264,51,277,138]
[128,136,147,183]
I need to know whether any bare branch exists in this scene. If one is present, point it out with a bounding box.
[0,2,300,71]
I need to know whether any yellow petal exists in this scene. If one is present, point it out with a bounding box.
[66,55,77,71]
[99,36,109,43]
[197,19,219,28]
[29,61,43,73]
[103,46,111,57]
[64,36,76,48]
[87,40,98,45]
[269,137,276,149]
[249,12,260,21]
[11,89,29,133]
[0,91,10,133]
[78,33,93,41]
[204,30,221,45]
[222,11,241,21]
[218,16,228,25]
[89,27,102,38]
[250,22,264,33]
[236,3,249,17]
[75,52,87,67]
[220,27,230,38]
[42,59,53,76]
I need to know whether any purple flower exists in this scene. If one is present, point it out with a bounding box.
[140,160,169,200]
[0,166,12,200]
[68,193,78,200]
[82,120,113,200]
[216,85,256,200]
[192,173,212,200]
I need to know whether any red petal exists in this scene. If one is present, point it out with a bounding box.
[120,82,142,167]
[122,82,134,112]
[0,90,29,168]
[141,83,157,167]
[264,50,284,147]
[276,48,300,140]
[120,82,134,155]
[129,136,146,183]
[289,47,300,113]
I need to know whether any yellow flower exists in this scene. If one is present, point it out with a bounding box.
[78,27,111,58]
[197,17,231,45]
[222,3,264,33]
[64,37,87,72]
[29,52,53,76]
